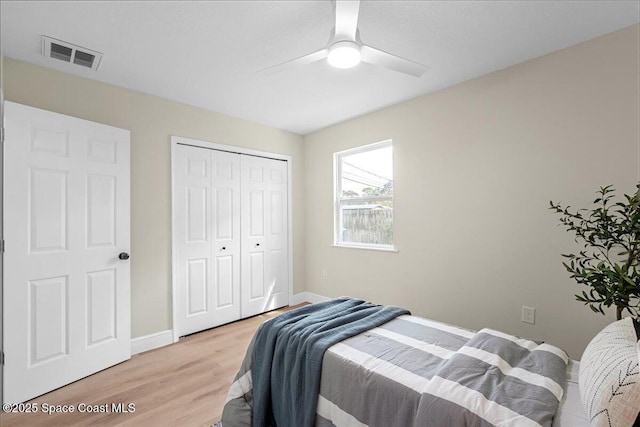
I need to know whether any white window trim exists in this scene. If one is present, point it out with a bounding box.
[334,140,396,251]
[331,243,399,253]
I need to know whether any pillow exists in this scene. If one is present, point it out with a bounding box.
[579,317,640,427]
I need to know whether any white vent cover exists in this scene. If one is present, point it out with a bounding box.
[42,36,102,71]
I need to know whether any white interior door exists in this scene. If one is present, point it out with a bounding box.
[240,155,288,318]
[0,89,5,407]
[3,102,131,403]
[174,144,241,336]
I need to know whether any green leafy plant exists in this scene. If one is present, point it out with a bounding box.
[549,185,640,320]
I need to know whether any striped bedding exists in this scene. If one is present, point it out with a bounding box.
[317,315,568,427]
[222,311,568,427]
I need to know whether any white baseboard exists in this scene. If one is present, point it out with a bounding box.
[291,292,330,305]
[131,329,174,355]
[131,295,329,355]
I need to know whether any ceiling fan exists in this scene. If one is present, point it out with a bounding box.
[260,0,429,77]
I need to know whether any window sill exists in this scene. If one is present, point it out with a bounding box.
[331,244,399,253]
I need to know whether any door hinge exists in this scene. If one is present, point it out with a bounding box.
[0,352,4,365]
[0,126,4,144]
[0,240,4,253]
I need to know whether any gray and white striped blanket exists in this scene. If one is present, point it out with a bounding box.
[222,314,568,427]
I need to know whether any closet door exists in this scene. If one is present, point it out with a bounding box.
[240,156,289,318]
[174,145,241,336]
[210,149,242,324]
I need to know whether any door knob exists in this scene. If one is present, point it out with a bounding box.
[256,243,260,247]
[221,246,227,251]
[118,252,130,260]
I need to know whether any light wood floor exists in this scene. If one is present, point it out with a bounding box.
[1,305,301,427]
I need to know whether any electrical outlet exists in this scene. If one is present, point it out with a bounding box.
[322,269,328,280]
[522,306,535,324]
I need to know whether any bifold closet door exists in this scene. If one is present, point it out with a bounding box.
[240,155,289,318]
[174,144,241,336]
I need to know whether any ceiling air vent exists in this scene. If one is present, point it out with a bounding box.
[42,36,103,71]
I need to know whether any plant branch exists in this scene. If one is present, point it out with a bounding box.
[550,185,640,320]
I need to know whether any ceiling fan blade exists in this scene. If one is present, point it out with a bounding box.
[259,48,328,75]
[334,0,360,41]
[361,45,429,77]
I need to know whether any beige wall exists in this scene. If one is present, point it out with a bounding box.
[304,24,640,358]
[2,58,305,338]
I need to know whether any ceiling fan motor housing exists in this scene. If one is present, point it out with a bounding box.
[327,40,362,69]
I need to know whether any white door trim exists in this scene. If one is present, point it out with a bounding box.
[170,136,293,343]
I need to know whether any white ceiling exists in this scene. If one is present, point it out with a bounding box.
[1,1,638,135]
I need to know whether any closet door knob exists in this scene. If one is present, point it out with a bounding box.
[118,252,130,260]
[256,243,260,247]
[221,246,227,251]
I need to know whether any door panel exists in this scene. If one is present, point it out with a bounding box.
[215,256,234,308]
[174,145,241,335]
[187,186,208,242]
[268,171,288,300]
[86,174,116,247]
[269,249,284,293]
[266,161,288,307]
[30,126,68,156]
[4,102,130,403]
[29,168,68,252]
[270,193,284,234]
[240,156,288,318]
[30,276,68,364]
[215,189,233,239]
[187,259,208,315]
[250,252,265,299]
[210,151,241,324]
[249,191,265,236]
[87,137,117,164]
[86,269,116,345]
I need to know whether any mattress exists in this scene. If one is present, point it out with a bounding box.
[553,360,589,426]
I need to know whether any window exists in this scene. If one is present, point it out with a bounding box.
[334,140,394,250]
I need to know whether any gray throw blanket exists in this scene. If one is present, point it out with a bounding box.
[250,298,410,427]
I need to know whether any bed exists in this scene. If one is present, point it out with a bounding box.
[219,298,589,427]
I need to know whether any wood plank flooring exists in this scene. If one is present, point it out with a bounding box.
[1,305,301,427]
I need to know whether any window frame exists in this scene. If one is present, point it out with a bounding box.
[333,140,396,251]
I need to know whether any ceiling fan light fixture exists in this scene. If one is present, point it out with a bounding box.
[327,41,361,69]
